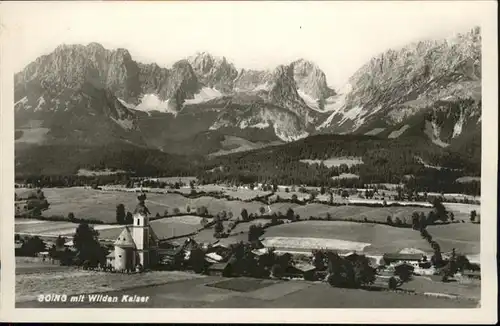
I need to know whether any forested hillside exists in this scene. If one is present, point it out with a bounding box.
[197,134,480,194]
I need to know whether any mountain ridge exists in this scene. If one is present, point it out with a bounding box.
[14,26,481,179]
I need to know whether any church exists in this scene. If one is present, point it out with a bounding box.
[106,193,160,271]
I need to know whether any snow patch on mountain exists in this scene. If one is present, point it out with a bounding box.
[364,128,385,136]
[274,126,308,142]
[117,98,137,110]
[34,96,46,112]
[339,105,363,126]
[184,87,223,105]
[111,117,135,130]
[15,96,28,107]
[317,84,354,129]
[452,110,465,138]
[253,83,271,92]
[388,125,410,139]
[124,94,177,116]
[424,120,449,148]
[297,89,319,110]
[238,121,270,129]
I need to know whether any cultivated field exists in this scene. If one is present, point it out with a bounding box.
[16,261,206,303]
[262,236,371,252]
[276,203,433,223]
[154,176,198,184]
[77,169,126,176]
[443,203,481,220]
[15,216,213,241]
[262,221,480,255]
[16,270,477,308]
[21,187,266,223]
[14,127,50,144]
[15,187,480,254]
[331,173,360,180]
[15,219,120,237]
[300,157,364,167]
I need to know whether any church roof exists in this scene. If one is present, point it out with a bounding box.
[114,227,136,248]
[149,225,160,247]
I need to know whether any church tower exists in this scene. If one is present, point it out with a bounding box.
[132,193,152,269]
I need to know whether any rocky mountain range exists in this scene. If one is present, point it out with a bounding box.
[14,26,481,171]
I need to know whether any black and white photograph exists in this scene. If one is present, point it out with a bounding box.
[0,0,497,323]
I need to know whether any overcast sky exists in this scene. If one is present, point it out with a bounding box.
[2,1,488,89]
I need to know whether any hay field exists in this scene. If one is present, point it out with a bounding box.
[15,219,121,237]
[15,215,213,241]
[262,236,371,252]
[156,177,198,184]
[230,218,270,234]
[92,216,213,241]
[33,188,264,223]
[443,203,481,221]
[426,223,480,255]
[262,220,479,255]
[269,203,433,223]
[17,272,477,308]
[16,267,206,303]
[300,157,364,168]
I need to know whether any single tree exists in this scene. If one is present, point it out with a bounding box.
[241,208,249,222]
[312,249,326,271]
[125,212,133,224]
[55,235,66,248]
[189,245,207,274]
[68,212,75,221]
[116,204,126,224]
[449,212,455,222]
[470,210,477,222]
[214,217,224,236]
[73,223,104,267]
[388,276,398,290]
[248,224,264,242]
[259,206,266,215]
[394,263,414,283]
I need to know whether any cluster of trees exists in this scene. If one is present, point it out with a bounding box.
[409,198,451,228]
[15,235,47,257]
[15,189,50,217]
[388,264,415,290]
[196,134,480,195]
[311,250,377,289]
[15,222,108,269]
[115,204,134,225]
[470,210,481,223]
[15,143,205,178]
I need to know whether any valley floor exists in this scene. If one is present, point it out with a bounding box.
[15,259,479,309]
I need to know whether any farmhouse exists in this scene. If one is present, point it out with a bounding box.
[15,200,29,216]
[207,261,233,276]
[284,262,317,280]
[381,253,426,267]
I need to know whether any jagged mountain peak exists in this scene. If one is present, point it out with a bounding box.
[318,26,481,149]
[187,51,238,92]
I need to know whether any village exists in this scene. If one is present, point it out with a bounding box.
[14,177,481,307]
